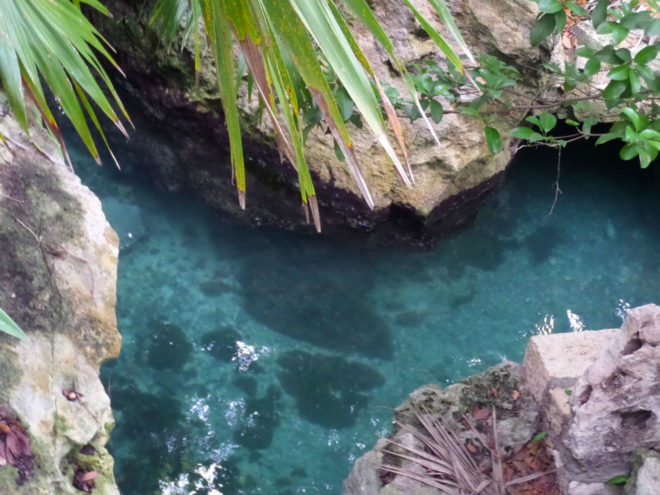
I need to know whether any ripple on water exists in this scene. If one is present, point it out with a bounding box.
[67,129,660,495]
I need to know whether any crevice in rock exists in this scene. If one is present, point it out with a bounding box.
[619,410,653,430]
[622,337,643,355]
[578,385,592,406]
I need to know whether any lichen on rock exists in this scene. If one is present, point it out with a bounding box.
[0,93,121,494]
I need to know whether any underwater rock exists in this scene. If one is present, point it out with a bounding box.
[233,385,281,451]
[108,382,187,493]
[200,326,242,362]
[277,351,385,428]
[147,321,192,370]
[242,263,393,358]
[232,376,258,397]
[101,196,146,253]
[0,96,121,494]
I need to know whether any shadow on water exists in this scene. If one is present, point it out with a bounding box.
[522,224,569,265]
[277,350,385,428]
[237,237,394,359]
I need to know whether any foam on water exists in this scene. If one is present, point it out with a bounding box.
[72,138,659,494]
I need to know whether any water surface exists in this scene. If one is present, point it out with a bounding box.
[71,131,659,494]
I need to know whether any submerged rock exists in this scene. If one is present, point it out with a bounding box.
[0,95,121,494]
[147,321,193,370]
[277,351,385,428]
[200,326,242,362]
[233,385,281,451]
[241,261,393,358]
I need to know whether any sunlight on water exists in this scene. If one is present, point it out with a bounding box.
[69,129,660,494]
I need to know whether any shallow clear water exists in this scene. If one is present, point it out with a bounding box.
[71,132,659,494]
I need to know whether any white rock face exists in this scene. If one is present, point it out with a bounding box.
[0,95,121,494]
[564,305,660,485]
[522,304,660,493]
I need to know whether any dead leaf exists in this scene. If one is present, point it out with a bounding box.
[81,471,99,482]
[512,390,520,400]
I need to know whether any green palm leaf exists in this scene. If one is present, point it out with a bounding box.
[0,0,128,167]
[0,307,27,340]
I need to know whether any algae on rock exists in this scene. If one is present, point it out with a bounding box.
[0,94,122,494]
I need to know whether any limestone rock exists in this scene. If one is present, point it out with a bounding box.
[562,304,660,485]
[343,363,541,495]
[97,0,544,239]
[0,96,121,494]
[522,329,617,436]
[624,449,660,495]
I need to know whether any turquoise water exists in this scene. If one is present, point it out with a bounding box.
[72,135,659,494]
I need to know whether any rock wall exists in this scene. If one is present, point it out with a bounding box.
[95,0,546,242]
[345,305,660,495]
[0,96,121,494]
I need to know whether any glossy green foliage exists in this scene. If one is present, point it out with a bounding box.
[0,0,129,168]
[0,307,26,340]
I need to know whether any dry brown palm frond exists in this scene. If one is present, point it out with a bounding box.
[381,404,556,494]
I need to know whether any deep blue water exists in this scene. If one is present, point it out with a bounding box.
[72,133,659,494]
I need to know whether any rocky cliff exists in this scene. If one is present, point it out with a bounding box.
[344,304,660,495]
[95,0,547,242]
[0,97,121,494]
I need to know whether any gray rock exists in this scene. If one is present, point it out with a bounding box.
[563,305,660,485]
[624,449,660,495]
[0,94,121,494]
[343,363,540,495]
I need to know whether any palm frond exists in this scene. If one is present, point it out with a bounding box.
[0,0,128,168]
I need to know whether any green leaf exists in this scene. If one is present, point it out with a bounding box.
[484,126,502,154]
[0,307,27,340]
[564,389,573,396]
[511,127,536,139]
[584,57,601,76]
[602,80,628,101]
[525,115,541,127]
[593,0,608,29]
[582,116,596,136]
[634,45,658,65]
[530,14,556,46]
[629,69,641,95]
[426,0,476,64]
[604,475,630,486]
[402,0,463,73]
[636,65,660,92]
[620,142,640,160]
[539,112,557,133]
[291,0,413,188]
[538,0,562,14]
[595,46,623,65]
[554,10,567,32]
[615,48,632,64]
[532,432,547,443]
[621,107,644,131]
[612,24,630,44]
[430,99,444,124]
[566,1,589,17]
[608,65,630,81]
